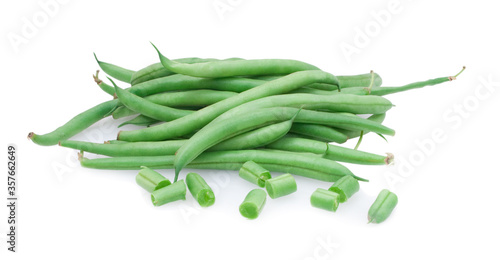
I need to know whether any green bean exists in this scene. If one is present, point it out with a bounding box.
[174,108,300,180]
[239,189,267,219]
[213,93,393,119]
[151,180,186,206]
[295,69,463,96]
[335,113,386,139]
[136,167,171,192]
[118,70,340,142]
[93,70,115,96]
[113,82,195,122]
[118,115,161,128]
[265,173,297,199]
[328,175,360,203]
[60,118,294,157]
[94,53,135,83]
[310,188,340,212]
[239,161,272,187]
[112,89,237,119]
[337,72,382,88]
[175,107,394,180]
[266,137,392,165]
[289,123,348,143]
[131,58,220,85]
[368,189,398,223]
[29,99,119,146]
[79,149,366,182]
[153,43,319,78]
[186,172,215,207]
[209,120,294,151]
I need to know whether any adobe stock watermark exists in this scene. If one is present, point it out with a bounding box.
[339,0,412,63]
[177,171,232,224]
[384,74,497,190]
[213,0,243,21]
[6,0,70,53]
[50,117,116,182]
[303,235,340,260]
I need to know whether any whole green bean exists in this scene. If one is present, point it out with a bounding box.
[153,43,319,78]
[266,137,392,165]
[114,82,194,122]
[173,108,300,180]
[118,70,340,142]
[289,123,348,143]
[79,149,366,182]
[131,58,220,85]
[94,53,135,83]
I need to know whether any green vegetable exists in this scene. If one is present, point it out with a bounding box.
[265,173,297,199]
[94,53,135,83]
[239,189,267,219]
[328,175,360,203]
[310,188,340,212]
[368,189,398,223]
[136,167,171,192]
[186,172,215,207]
[153,43,319,78]
[151,180,186,206]
[239,161,272,187]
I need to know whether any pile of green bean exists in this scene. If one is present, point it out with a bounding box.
[28,44,464,222]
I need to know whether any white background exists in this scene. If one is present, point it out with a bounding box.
[1,0,499,259]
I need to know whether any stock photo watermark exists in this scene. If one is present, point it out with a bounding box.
[339,0,411,63]
[6,0,70,53]
[50,117,116,182]
[303,234,340,260]
[383,74,497,190]
[213,0,244,21]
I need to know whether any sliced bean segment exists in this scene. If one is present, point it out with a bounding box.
[186,172,215,207]
[368,189,398,224]
[136,167,171,192]
[310,188,340,212]
[328,175,360,203]
[151,180,187,206]
[239,161,272,188]
[265,173,297,199]
[239,189,267,219]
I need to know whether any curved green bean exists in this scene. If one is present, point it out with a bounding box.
[118,70,340,142]
[79,149,366,182]
[153,43,319,78]
[289,123,348,143]
[94,53,135,83]
[266,137,392,165]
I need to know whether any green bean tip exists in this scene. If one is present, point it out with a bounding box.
[27,132,35,140]
[93,70,102,84]
[384,153,394,165]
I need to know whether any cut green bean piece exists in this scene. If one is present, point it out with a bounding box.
[239,161,272,187]
[265,173,297,199]
[136,167,171,192]
[368,189,398,224]
[328,175,360,203]
[186,172,215,207]
[151,180,186,206]
[239,189,267,219]
[310,188,340,212]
